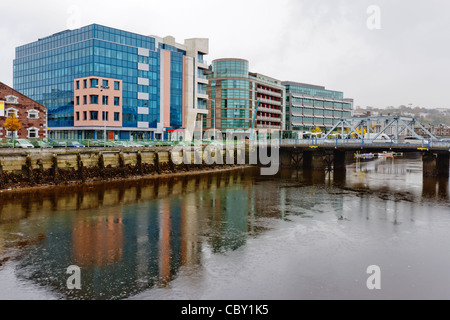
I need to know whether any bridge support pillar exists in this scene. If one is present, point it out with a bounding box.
[302,151,312,170]
[333,150,347,172]
[312,152,326,171]
[280,149,292,168]
[423,152,449,177]
[437,153,449,177]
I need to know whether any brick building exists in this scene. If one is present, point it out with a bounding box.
[0,82,47,139]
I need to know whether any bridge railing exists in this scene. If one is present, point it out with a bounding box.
[251,138,450,150]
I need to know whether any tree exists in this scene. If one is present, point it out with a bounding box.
[311,126,322,133]
[3,114,21,139]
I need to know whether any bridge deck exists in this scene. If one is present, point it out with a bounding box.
[256,139,450,153]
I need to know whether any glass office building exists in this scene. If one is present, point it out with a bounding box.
[14,24,209,140]
[205,58,285,137]
[282,81,353,133]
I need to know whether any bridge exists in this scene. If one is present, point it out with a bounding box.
[252,116,450,177]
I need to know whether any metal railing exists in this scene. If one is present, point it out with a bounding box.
[249,138,450,150]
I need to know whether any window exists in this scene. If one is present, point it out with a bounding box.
[114,97,120,106]
[90,111,98,120]
[27,110,39,119]
[28,128,38,139]
[114,112,120,121]
[102,80,109,88]
[76,96,80,105]
[90,95,99,104]
[102,111,108,121]
[114,81,120,90]
[76,112,80,121]
[102,96,109,105]
[83,96,87,105]
[83,79,87,89]
[83,111,87,120]
[90,78,98,88]
[6,108,18,118]
[76,81,80,90]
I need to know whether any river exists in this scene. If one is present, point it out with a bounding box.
[0,155,449,300]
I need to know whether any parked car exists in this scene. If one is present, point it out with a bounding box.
[11,139,34,148]
[66,141,85,148]
[0,141,13,148]
[30,140,53,148]
[113,141,143,147]
[47,139,67,148]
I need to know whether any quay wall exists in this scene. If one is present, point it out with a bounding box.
[0,147,245,190]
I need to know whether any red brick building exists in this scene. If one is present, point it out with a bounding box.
[0,82,47,139]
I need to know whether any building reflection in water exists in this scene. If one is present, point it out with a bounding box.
[0,168,276,299]
[0,158,448,300]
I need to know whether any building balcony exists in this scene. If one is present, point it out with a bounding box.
[197,93,208,100]
[257,87,282,98]
[259,98,282,106]
[258,124,281,129]
[258,106,282,114]
[257,115,282,123]
[197,77,209,85]
[197,60,209,70]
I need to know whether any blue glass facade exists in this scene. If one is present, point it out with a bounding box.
[13,24,190,139]
[170,51,183,128]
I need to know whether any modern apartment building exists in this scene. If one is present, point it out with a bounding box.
[204,59,285,138]
[283,81,353,133]
[13,24,208,141]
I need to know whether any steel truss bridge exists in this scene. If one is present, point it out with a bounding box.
[250,116,450,176]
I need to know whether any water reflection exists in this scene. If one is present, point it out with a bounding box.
[0,169,272,299]
[0,156,449,300]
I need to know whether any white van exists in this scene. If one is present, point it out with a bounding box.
[12,139,35,148]
[364,133,391,143]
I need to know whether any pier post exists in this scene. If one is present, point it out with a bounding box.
[135,151,142,174]
[118,152,127,177]
[24,154,34,185]
[77,153,85,182]
[0,160,4,188]
[153,152,160,174]
[51,154,59,184]
[98,152,105,178]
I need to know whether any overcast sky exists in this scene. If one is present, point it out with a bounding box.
[1,0,449,109]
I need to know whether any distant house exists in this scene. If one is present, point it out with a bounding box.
[0,82,48,139]
[435,124,450,138]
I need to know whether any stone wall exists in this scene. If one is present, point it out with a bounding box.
[0,147,243,190]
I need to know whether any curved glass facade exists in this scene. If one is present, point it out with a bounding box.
[211,59,249,78]
[206,58,285,133]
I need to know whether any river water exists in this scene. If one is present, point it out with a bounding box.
[0,155,449,300]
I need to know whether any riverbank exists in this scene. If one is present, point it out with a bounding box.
[0,164,251,197]
[0,147,250,194]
